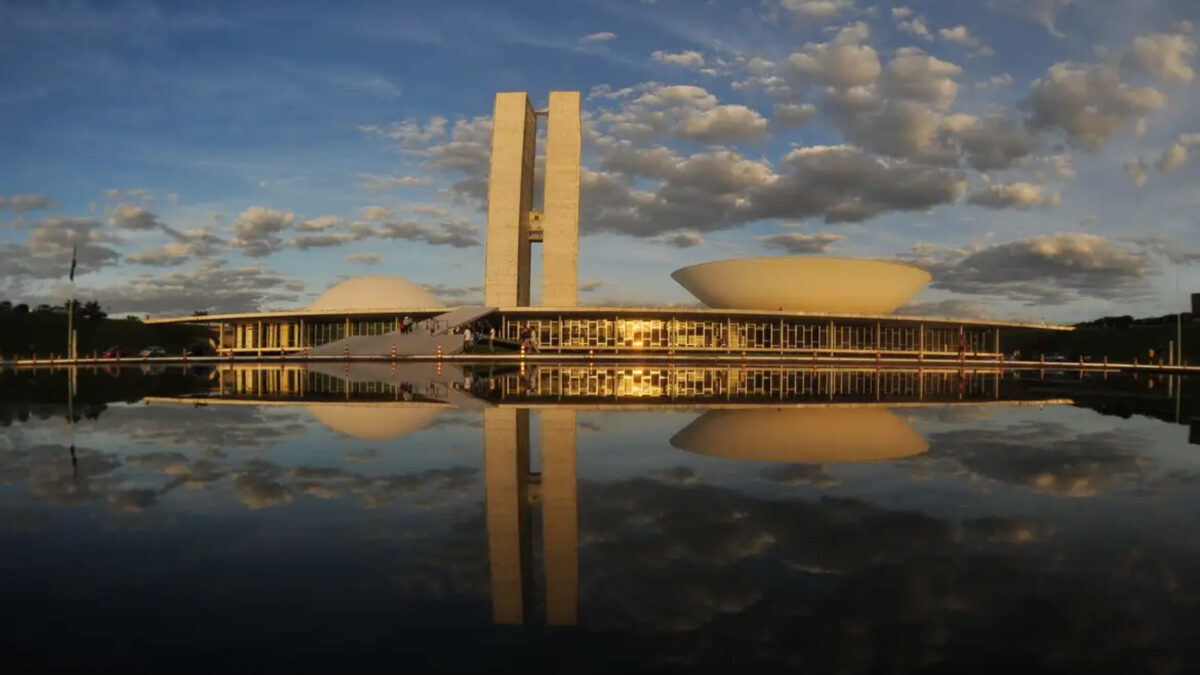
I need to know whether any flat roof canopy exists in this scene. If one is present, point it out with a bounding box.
[144,305,1073,332]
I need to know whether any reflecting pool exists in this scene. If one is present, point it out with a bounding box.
[3,364,1200,673]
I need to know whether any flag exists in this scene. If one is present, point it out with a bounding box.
[69,244,77,282]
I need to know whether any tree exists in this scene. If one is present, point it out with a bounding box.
[13,303,28,314]
[0,301,10,312]
[82,300,106,322]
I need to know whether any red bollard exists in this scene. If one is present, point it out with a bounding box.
[344,345,349,361]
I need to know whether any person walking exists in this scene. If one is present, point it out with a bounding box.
[463,327,474,350]
[488,325,496,352]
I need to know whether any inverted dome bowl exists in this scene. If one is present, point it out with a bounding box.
[670,408,929,463]
[671,257,931,314]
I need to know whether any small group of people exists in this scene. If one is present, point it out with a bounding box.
[459,320,498,351]
[517,324,539,353]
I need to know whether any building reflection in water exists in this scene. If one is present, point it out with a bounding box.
[146,364,1079,626]
[485,408,578,626]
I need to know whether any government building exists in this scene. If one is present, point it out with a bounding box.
[146,91,1071,358]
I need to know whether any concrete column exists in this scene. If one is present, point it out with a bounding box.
[542,92,581,307]
[540,409,578,625]
[485,93,536,307]
[484,408,532,624]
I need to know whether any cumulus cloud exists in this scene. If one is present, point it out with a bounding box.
[986,0,1080,38]
[650,231,705,248]
[345,252,381,264]
[0,216,121,280]
[371,218,482,248]
[967,181,1055,209]
[106,203,162,230]
[230,206,295,258]
[583,144,964,239]
[780,0,855,22]
[938,25,994,56]
[1123,157,1148,187]
[787,23,881,89]
[410,204,450,217]
[296,215,342,232]
[898,17,932,41]
[355,173,430,191]
[1123,32,1197,84]
[1156,143,1187,172]
[652,50,705,68]
[975,73,1014,89]
[580,279,606,292]
[905,233,1156,304]
[772,102,816,127]
[0,193,58,213]
[126,229,225,266]
[580,31,617,43]
[73,260,306,314]
[1026,62,1167,149]
[758,232,843,254]
[361,205,395,221]
[357,116,448,147]
[594,84,770,144]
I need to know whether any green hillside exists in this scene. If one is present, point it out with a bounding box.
[0,313,212,359]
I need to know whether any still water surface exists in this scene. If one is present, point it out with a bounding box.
[2,365,1200,673]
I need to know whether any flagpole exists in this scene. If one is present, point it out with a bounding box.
[67,244,77,360]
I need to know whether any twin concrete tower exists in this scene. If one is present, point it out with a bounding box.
[484,91,581,308]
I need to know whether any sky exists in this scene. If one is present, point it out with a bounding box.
[1,0,1198,322]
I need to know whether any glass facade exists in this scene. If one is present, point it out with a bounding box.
[212,311,1001,357]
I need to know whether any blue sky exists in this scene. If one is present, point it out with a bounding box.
[1,0,1198,321]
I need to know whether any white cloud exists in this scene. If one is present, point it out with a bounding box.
[1156,143,1188,173]
[974,73,1014,89]
[905,233,1156,305]
[652,50,705,68]
[986,0,1081,38]
[1123,32,1197,84]
[345,252,382,264]
[1123,157,1148,187]
[230,206,295,258]
[938,25,993,56]
[758,232,843,253]
[787,23,880,89]
[580,31,617,43]
[361,205,395,221]
[355,173,430,191]
[967,181,1054,209]
[772,102,817,127]
[106,203,162,230]
[898,17,932,41]
[296,215,342,232]
[0,194,58,213]
[780,0,855,22]
[357,116,448,147]
[1027,62,1167,149]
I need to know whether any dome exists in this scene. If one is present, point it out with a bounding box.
[671,257,931,314]
[670,407,928,463]
[307,276,444,311]
[306,404,442,441]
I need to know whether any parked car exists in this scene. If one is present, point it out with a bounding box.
[183,343,213,357]
[139,345,166,357]
[101,345,124,358]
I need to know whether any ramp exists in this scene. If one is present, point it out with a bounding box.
[430,306,497,334]
[305,307,497,357]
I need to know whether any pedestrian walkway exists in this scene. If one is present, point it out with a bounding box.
[306,307,496,357]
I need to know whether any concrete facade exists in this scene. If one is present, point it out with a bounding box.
[484,91,580,308]
[541,92,581,307]
[484,93,537,307]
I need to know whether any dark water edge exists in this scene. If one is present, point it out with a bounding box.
[2,366,1200,673]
